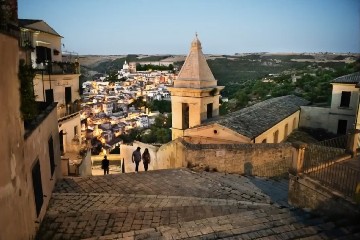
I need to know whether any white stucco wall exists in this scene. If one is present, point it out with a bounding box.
[59,114,81,153]
[330,83,358,116]
[299,106,330,129]
[33,74,80,104]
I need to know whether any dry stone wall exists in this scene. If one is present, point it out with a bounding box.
[182,141,293,177]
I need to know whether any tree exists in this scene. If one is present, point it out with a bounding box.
[149,100,171,113]
[234,90,249,109]
[129,96,148,109]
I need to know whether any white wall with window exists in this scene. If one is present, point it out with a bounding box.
[330,83,358,116]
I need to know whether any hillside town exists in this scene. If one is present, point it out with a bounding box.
[2,0,360,239]
[80,61,176,153]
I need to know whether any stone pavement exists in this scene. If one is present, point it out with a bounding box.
[36,169,360,240]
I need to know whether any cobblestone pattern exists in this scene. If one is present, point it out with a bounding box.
[54,169,276,203]
[37,169,360,239]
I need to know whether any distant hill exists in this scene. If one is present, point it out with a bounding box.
[79,53,359,98]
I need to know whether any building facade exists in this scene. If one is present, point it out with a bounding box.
[19,19,85,176]
[1,5,62,239]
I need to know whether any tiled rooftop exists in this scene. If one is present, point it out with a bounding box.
[208,95,310,139]
[331,72,360,84]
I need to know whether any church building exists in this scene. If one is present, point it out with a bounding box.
[169,35,309,144]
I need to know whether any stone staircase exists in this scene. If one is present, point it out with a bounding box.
[36,169,360,240]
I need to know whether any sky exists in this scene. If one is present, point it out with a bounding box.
[18,0,360,55]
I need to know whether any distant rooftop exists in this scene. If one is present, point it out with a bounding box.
[331,72,360,84]
[207,95,310,139]
[19,19,62,37]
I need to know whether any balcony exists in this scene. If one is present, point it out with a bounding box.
[57,102,81,121]
[24,102,58,139]
[35,61,80,75]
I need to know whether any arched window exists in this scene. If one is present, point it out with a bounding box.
[274,130,279,143]
[293,118,297,130]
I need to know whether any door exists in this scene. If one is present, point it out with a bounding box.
[337,120,347,135]
[48,136,55,177]
[36,46,52,64]
[65,87,72,105]
[45,89,54,103]
[59,130,64,155]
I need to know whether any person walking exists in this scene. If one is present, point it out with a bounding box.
[132,147,142,173]
[101,155,109,175]
[142,148,151,171]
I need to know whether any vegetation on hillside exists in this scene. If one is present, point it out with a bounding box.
[136,63,174,71]
[120,113,172,144]
[224,61,358,113]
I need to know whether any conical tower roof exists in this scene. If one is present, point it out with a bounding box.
[175,34,217,89]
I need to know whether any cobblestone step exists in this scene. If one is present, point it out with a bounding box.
[47,193,271,215]
[79,205,360,240]
[53,169,275,204]
[36,169,360,240]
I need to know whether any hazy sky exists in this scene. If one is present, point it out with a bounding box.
[19,0,360,55]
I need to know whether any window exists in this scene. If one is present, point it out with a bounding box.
[74,126,78,136]
[207,103,213,119]
[182,103,189,129]
[274,130,279,143]
[48,136,55,177]
[293,118,297,130]
[32,160,44,217]
[340,91,351,108]
[262,139,267,143]
[284,124,288,138]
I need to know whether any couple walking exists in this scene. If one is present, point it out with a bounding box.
[132,147,151,173]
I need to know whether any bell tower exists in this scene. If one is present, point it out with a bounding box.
[168,34,224,140]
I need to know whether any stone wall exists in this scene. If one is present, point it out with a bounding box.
[78,150,92,176]
[182,141,293,177]
[288,174,360,218]
[0,31,62,240]
[116,139,293,176]
[118,140,185,173]
[0,31,33,240]
[23,103,62,219]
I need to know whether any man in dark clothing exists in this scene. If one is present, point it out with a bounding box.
[132,147,142,173]
[101,155,110,175]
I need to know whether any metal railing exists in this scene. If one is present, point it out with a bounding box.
[302,134,360,199]
[35,61,80,75]
[57,103,81,119]
[303,145,347,172]
[306,160,360,199]
[312,134,349,149]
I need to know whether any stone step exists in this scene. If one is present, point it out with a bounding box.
[38,195,270,239]
[84,206,359,240]
[53,169,280,204]
[46,193,271,215]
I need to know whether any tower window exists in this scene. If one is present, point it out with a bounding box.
[207,103,213,119]
[182,103,189,129]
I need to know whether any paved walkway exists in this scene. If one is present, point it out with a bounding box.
[37,169,360,239]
